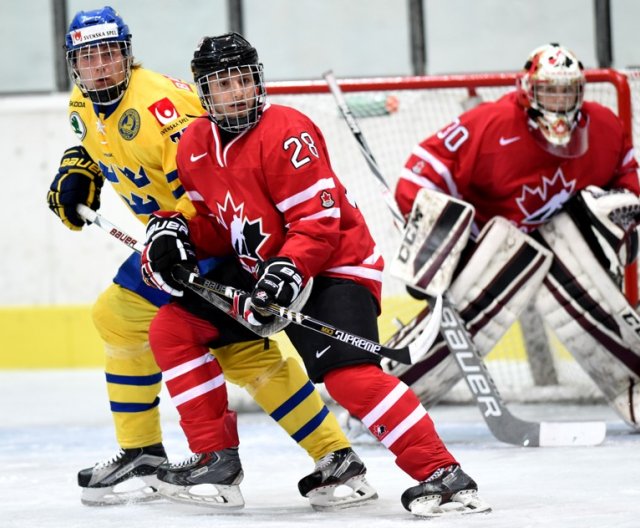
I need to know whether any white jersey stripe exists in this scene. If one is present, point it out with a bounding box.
[186,189,205,202]
[381,404,427,448]
[286,208,341,228]
[325,264,383,282]
[623,147,636,167]
[276,177,335,212]
[399,167,443,192]
[412,145,462,198]
[362,246,382,265]
[172,374,226,407]
[163,352,215,381]
[361,382,408,427]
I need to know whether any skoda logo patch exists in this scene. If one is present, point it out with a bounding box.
[69,112,86,140]
[118,108,141,140]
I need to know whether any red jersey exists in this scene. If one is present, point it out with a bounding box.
[395,92,639,233]
[176,103,384,303]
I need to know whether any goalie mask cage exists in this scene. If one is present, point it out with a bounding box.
[266,70,639,404]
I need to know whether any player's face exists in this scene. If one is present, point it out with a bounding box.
[207,66,257,119]
[74,42,127,91]
[534,83,579,113]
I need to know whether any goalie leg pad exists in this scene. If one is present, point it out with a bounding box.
[385,218,552,408]
[537,212,640,429]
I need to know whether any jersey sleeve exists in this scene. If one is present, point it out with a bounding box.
[609,129,640,194]
[395,107,485,217]
[261,115,342,280]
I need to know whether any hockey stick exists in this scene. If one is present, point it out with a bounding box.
[75,204,290,337]
[77,205,443,365]
[324,70,606,446]
[172,266,442,365]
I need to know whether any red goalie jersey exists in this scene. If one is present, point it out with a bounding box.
[395,91,639,233]
[176,103,384,304]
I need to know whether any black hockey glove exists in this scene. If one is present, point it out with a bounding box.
[141,212,197,297]
[47,145,104,231]
[248,257,304,322]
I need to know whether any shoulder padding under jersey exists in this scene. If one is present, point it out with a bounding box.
[536,211,640,429]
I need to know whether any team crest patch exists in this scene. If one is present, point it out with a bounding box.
[118,109,141,140]
[372,424,387,438]
[69,112,86,140]
[320,190,335,208]
[148,97,180,126]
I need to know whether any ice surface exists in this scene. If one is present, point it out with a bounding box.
[1,370,639,528]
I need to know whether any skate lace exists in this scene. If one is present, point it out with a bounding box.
[314,451,335,471]
[172,453,202,468]
[425,464,457,483]
[94,449,126,469]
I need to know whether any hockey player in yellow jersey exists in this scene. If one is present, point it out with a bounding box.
[46,6,375,510]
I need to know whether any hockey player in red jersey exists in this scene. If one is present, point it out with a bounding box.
[47,6,373,510]
[396,43,639,231]
[392,43,640,431]
[140,33,490,517]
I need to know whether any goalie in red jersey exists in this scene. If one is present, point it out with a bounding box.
[140,32,490,517]
[391,43,640,431]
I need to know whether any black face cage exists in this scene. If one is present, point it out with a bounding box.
[195,64,266,133]
[66,40,133,105]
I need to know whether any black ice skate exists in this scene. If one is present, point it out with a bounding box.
[401,464,491,517]
[156,447,244,509]
[297,447,378,510]
[77,443,167,506]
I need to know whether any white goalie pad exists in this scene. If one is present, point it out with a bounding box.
[385,217,553,408]
[536,212,640,429]
[390,188,475,297]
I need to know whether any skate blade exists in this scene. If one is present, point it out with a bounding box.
[157,481,245,510]
[80,475,162,506]
[308,475,378,511]
[409,490,492,518]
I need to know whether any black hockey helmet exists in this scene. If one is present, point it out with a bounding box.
[191,33,258,80]
[191,32,266,132]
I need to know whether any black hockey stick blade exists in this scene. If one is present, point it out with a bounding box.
[439,299,606,447]
[75,205,290,337]
[176,267,443,365]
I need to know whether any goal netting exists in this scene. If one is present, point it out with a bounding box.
[266,70,640,405]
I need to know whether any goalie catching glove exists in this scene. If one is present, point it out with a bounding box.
[233,257,303,326]
[47,145,104,231]
[567,185,640,283]
[141,211,197,297]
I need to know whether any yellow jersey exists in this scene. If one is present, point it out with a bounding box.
[67,67,204,223]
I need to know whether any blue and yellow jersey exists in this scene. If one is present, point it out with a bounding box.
[67,67,205,223]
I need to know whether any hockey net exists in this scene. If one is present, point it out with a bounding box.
[266,70,640,404]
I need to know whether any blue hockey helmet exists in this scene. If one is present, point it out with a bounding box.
[65,6,133,105]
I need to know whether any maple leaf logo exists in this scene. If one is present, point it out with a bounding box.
[516,168,576,227]
[216,192,269,273]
